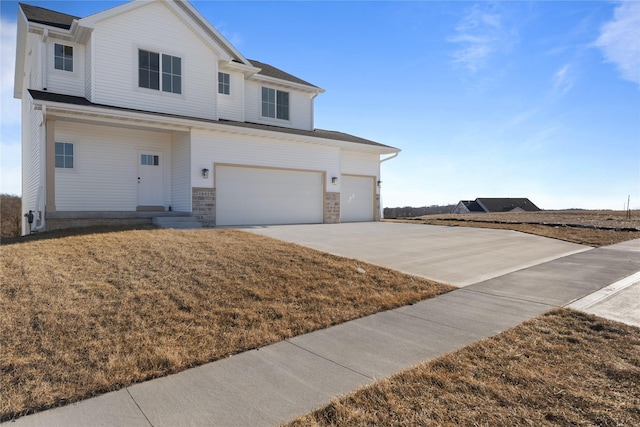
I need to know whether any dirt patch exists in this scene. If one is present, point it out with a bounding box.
[388,210,640,246]
[0,227,453,421]
[287,309,640,427]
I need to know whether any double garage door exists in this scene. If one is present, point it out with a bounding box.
[215,166,374,226]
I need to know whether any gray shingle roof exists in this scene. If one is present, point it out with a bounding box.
[20,3,78,29]
[29,90,396,151]
[476,198,540,212]
[248,59,319,89]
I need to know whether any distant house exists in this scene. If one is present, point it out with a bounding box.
[453,198,540,214]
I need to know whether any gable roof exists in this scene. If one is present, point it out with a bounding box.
[18,2,319,90]
[19,3,78,29]
[460,200,484,212]
[248,59,319,89]
[476,198,540,212]
[28,90,398,153]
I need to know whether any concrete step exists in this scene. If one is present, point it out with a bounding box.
[152,216,203,229]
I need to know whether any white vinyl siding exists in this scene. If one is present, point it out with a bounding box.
[85,35,93,100]
[217,71,243,121]
[47,39,85,97]
[191,129,339,190]
[21,96,44,235]
[171,131,191,211]
[216,166,323,226]
[90,1,217,120]
[341,150,380,189]
[244,80,314,130]
[54,121,172,211]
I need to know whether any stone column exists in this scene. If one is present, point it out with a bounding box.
[323,192,340,224]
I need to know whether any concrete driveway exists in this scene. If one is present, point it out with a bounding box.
[244,222,590,287]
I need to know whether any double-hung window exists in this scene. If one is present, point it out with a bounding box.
[261,87,289,120]
[218,72,230,95]
[54,43,73,72]
[138,49,181,94]
[55,142,74,169]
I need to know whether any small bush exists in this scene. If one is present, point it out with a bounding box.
[1,194,22,238]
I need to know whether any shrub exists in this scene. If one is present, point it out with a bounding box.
[1,194,22,238]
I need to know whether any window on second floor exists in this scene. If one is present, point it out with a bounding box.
[138,49,181,94]
[55,142,74,169]
[261,87,289,120]
[218,72,230,95]
[54,43,73,72]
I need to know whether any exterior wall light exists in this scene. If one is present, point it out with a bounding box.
[332,176,338,185]
[202,168,209,179]
[377,180,382,188]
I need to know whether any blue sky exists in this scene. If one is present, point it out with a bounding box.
[1,0,638,210]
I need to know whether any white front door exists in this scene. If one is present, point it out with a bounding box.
[137,151,164,207]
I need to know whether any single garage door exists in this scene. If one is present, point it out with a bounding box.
[216,165,324,226]
[341,175,375,222]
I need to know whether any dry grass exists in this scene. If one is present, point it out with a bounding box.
[390,210,640,247]
[0,227,453,421]
[1,194,22,238]
[288,309,640,427]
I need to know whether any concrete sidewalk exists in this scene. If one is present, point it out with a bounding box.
[4,238,639,427]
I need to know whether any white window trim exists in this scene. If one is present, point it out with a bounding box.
[50,41,77,77]
[260,86,291,122]
[54,141,77,173]
[218,72,230,95]
[134,46,185,98]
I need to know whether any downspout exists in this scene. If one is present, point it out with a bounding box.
[31,105,47,232]
[379,151,400,220]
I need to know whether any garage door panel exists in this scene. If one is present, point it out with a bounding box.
[217,166,323,226]
[341,175,374,222]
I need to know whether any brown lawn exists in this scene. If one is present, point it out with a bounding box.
[388,209,640,247]
[0,227,453,421]
[288,308,640,427]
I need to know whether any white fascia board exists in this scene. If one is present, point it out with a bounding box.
[219,60,261,78]
[174,0,248,64]
[78,0,148,27]
[35,99,396,154]
[250,73,325,95]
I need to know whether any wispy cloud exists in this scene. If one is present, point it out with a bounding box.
[594,1,640,86]
[552,64,575,96]
[448,3,517,73]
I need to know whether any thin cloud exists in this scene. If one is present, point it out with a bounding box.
[552,64,575,96]
[594,1,640,86]
[448,3,517,73]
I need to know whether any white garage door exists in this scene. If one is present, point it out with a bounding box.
[341,175,374,222]
[216,166,324,226]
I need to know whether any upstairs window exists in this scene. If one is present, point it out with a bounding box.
[138,49,181,94]
[261,87,289,120]
[54,43,73,72]
[218,72,230,95]
[55,142,74,169]
[162,54,181,94]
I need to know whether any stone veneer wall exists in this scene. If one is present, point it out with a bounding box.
[192,187,215,227]
[376,194,381,221]
[324,192,340,224]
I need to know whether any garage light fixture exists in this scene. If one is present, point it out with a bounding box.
[377,180,382,188]
[331,176,338,185]
[202,168,209,179]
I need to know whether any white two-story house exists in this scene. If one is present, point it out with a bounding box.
[14,0,399,234]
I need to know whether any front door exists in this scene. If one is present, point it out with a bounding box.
[137,151,164,207]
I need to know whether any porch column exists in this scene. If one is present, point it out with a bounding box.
[45,116,56,212]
